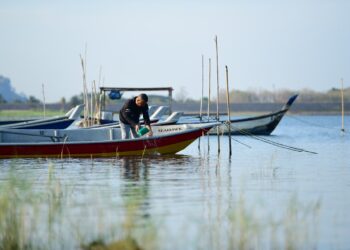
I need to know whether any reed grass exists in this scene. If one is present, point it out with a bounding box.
[197,193,321,250]
[0,167,36,250]
[0,163,320,250]
[0,163,157,250]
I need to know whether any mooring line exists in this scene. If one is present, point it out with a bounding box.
[239,129,317,154]
[230,137,252,149]
[221,121,251,148]
[223,123,317,154]
[287,115,347,133]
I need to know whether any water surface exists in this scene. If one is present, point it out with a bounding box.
[0,115,349,249]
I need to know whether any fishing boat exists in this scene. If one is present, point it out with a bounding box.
[0,122,218,158]
[94,94,297,135]
[0,105,84,129]
[1,86,172,130]
[0,104,167,130]
[207,94,298,135]
[0,119,34,126]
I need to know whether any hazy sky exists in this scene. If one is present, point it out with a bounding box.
[1,0,349,102]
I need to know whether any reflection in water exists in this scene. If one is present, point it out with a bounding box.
[120,157,148,181]
[1,116,349,249]
[119,157,151,220]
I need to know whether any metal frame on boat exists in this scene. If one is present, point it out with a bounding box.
[99,86,174,118]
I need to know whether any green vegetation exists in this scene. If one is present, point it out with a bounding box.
[0,109,64,119]
[0,164,157,250]
[201,194,321,250]
[0,163,321,250]
[0,170,34,249]
[175,86,350,104]
[219,87,350,103]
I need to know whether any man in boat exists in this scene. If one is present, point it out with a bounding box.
[119,93,153,139]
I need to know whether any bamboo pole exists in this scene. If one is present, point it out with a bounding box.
[42,83,46,118]
[341,78,345,132]
[93,80,100,124]
[225,66,232,156]
[208,58,211,153]
[96,66,102,122]
[91,83,94,126]
[215,35,220,154]
[200,55,204,121]
[84,81,89,127]
[80,55,88,127]
[84,44,89,127]
[198,55,205,150]
[207,58,211,122]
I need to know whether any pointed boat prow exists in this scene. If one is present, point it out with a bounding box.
[282,94,298,111]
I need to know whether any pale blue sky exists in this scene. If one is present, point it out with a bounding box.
[1,0,349,102]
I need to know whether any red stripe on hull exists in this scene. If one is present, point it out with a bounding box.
[0,127,210,158]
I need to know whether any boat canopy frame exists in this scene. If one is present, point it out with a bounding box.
[99,86,174,115]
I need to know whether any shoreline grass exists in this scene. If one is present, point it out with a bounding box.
[0,163,321,250]
[0,109,65,119]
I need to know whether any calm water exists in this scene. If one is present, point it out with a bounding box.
[0,115,349,249]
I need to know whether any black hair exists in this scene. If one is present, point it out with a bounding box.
[139,93,148,102]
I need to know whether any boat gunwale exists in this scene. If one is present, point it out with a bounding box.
[229,109,287,123]
[0,122,219,146]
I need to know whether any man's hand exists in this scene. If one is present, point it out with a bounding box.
[135,124,140,132]
[146,125,153,137]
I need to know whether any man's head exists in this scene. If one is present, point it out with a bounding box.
[135,93,148,107]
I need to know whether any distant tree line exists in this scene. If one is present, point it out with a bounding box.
[222,87,350,103]
[179,87,350,104]
[1,88,349,112]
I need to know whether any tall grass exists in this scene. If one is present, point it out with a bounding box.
[0,163,320,250]
[0,167,40,249]
[0,163,157,250]
[197,193,321,250]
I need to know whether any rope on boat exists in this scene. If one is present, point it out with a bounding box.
[222,122,318,154]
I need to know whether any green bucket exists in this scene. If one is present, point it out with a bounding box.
[137,126,149,136]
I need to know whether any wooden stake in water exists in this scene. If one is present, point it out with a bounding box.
[200,55,204,121]
[42,83,46,118]
[207,58,211,122]
[84,44,89,127]
[225,66,232,156]
[93,80,100,124]
[341,78,345,132]
[208,58,212,152]
[91,83,94,126]
[215,35,220,154]
[80,54,89,127]
[198,55,205,150]
[96,66,102,122]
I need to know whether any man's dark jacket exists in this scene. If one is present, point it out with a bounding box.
[119,97,151,127]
